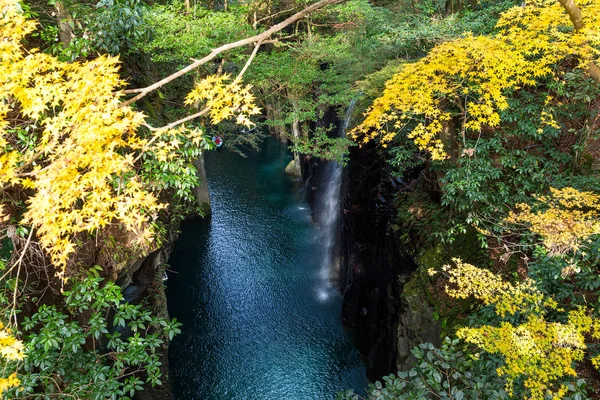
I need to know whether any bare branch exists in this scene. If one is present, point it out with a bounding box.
[121,0,345,107]
[132,107,211,164]
[237,40,263,80]
[10,228,33,326]
[253,6,298,28]
[158,107,211,131]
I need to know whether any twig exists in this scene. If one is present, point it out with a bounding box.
[237,40,263,80]
[10,228,33,326]
[132,107,211,164]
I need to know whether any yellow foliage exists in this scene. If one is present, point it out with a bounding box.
[0,0,260,278]
[0,1,162,278]
[0,322,24,393]
[185,74,261,127]
[440,260,600,399]
[457,312,591,399]
[507,187,600,255]
[353,0,600,159]
[437,258,555,317]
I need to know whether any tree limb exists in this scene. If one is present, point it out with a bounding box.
[133,107,211,163]
[557,0,600,82]
[237,40,262,80]
[557,0,583,31]
[253,6,298,29]
[121,0,345,107]
[588,60,600,82]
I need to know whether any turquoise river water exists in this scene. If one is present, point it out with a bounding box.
[166,138,367,399]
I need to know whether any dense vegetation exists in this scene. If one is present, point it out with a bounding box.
[0,0,599,398]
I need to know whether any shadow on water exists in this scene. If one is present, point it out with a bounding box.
[166,138,367,399]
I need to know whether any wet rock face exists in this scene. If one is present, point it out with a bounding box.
[395,274,442,371]
[299,112,439,381]
[339,143,417,380]
[117,227,179,400]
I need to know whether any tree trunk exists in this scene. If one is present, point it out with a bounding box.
[291,118,300,143]
[54,1,73,48]
[284,118,302,177]
[558,0,583,30]
[440,116,460,161]
[445,0,462,15]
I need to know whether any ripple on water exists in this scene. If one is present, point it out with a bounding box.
[167,139,367,400]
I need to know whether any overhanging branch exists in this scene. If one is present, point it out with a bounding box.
[121,0,345,107]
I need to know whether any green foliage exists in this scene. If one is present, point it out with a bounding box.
[348,0,600,397]
[338,338,507,400]
[89,0,148,55]
[4,267,181,399]
[140,2,253,66]
[290,126,356,164]
[139,128,214,204]
[43,0,148,60]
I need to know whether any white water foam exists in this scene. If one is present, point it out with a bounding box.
[315,98,358,303]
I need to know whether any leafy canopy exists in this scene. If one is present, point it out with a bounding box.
[0,0,259,278]
[432,260,600,400]
[2,267,181,399]
[353,0,600,159]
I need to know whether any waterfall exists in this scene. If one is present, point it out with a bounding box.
[315,98,358,302]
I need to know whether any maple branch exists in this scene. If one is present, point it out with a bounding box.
[134,40,259,148]
[557,0,583,31]
[133,107,211,164]
[121,0,345,107]
[556,0,600,82]
[132,40,262,163]
[159,107,211,131]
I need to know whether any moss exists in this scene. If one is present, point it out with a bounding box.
[413,239,481,337]
[449,227,490,268]
[419,243,445,271]
[417,227,488,271]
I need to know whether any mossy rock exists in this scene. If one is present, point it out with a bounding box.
[418,226,489,271]
[396,271,442,370]
[419,243,446,271]
[285,159,301,177]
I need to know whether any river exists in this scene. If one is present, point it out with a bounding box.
[166,138,367,399]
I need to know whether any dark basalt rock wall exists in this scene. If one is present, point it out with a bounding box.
[298,107,439,381]
[338,143,417,381]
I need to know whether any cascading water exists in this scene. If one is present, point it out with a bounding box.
[315,98,358,302]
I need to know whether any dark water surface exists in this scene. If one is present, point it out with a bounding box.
[167,139,367,399]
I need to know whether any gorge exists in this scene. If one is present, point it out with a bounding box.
[2,0,600,399]
[166,138,367,399]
